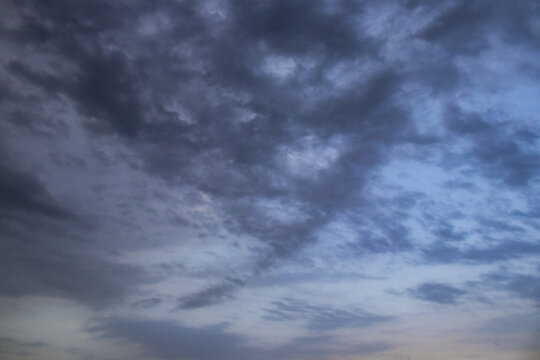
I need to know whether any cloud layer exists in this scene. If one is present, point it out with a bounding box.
[1,0,539,359]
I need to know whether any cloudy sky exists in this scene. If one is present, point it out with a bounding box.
[1,1,540,359]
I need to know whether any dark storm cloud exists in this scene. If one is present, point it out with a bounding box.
[1,0,539,317]
[152,29,410,302]
[264,298,393,330]
[1,1,540,359]
[0,244,147,307]
[4,0,152,138]
[229,0,369,57]
[0,151,147,306]
[409,282,467,305]
[0,163,73,220]
[70,51,146,137]
[6,45,145,139]
[6,60,65,94]
[5,0,406,275]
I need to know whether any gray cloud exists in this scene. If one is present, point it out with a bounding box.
[0,162,74,220]
[89,317,252,360]
[265,298,393,330]
[419,1,489,55]
[418,0,540,54]
[229,0,370,57]
[2,0,539,310]
[131,297,163,309]
[0,245,147,307]
[1,1,540,358]
[178,277,245,309]
[409,282,467,305]
[483,270,540,308]
[90,316,392,360]
[273,334,392,360]
[0,337,47,348]
[0,337,49,359]
[442,104,540,187]
[424,241,540,265]
[432,223,467,242]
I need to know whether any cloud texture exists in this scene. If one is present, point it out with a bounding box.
[1,1,539,359]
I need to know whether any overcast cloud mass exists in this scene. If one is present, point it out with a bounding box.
[1,1,540,359]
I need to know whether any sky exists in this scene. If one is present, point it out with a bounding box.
[1,1,540,359]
